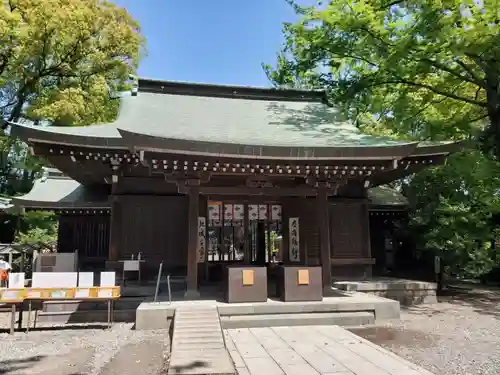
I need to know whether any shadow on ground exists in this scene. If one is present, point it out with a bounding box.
[168,360,209,374]
[348,326,436,348]
[0,356,44,374]
[0,324,109,334]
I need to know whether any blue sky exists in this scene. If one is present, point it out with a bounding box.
[112,0,303,87]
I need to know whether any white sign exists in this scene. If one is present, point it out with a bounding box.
[8,273,25,288]
[197,217,206,263]
[100,272,116,287]
[32,272,77,288]
[123,260,140,271]
[78,272,94,287]
[289,217,300,262]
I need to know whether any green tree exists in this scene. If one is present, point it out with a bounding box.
[1,0,144,125]
[0,0,144,242]
[16,211,58,248]
[405,150,500,278]
[265,0,500,152]
[0,0,143,190]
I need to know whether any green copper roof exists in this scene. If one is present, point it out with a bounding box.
[9,79,410,146]
[8,79,460,159]
[12,172,109,209]
[114,92,409,147]
[367,186,408,208]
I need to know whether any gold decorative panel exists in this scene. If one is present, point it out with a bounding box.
[297,269,310,285]
[242,270,254,286]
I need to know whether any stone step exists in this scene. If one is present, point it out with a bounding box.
[35,309,136,324]
[220,311,375,329]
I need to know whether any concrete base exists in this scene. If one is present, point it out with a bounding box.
[135,302,174,330]
[333,278,438,306]
[135,291,400,330]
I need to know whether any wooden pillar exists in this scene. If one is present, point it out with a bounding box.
[185,186,200,297]
[317,188,332,294]
[243,203,250,263]
[108,196,121,261]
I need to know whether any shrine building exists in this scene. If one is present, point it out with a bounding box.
[8,78,457,298]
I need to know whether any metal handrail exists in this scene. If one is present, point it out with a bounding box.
[154,262,163,302]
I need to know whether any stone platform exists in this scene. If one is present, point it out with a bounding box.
[135,291,400,331]
[333,278,437,306]
[226,325,435,375]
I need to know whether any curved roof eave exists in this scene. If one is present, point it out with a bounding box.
[9,121,125,149]
[118,128,421,160]
[412,141,464,156]
[11,177,110,210]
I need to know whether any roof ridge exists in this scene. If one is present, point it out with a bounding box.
[137,78,328,103]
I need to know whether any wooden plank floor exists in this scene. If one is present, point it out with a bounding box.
[168,306,236,375]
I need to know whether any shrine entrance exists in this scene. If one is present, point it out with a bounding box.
[205,201,282,282]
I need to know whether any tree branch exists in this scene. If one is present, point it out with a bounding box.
[355,78,488,107]
[377,0,406,10]
[422,58,486,88]
[456,58,484,85]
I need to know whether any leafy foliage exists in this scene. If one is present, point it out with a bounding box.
[0,0,144,244]
[405,150,500,278]
[269,0,500,278]
[16,211,58,248]
[1,0,144,125]
[265,0,500,152]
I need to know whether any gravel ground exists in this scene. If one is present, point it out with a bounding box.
[350,285,500,375]
[0,320,169,375]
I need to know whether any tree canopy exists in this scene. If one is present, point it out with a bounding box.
[265,0,500,154]
[404,150,500,278]
[1,0,144,126]
[267,0,500,279]
[0,0,144,245]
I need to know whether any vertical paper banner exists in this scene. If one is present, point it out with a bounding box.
[248,205,258,221]
[197,217,206,263]
[258,204,268,220]
[271,205,282,221]
[208,202,221,220]
[233,204,244,220]
[224,204,234,220]
[289,217,300,262]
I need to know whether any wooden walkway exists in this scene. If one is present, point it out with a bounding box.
[168,306,236,375]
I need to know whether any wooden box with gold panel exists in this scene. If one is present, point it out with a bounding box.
[276,266,323,302]
[225,266,267,303]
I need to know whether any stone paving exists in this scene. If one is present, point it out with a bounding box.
[224,326,435,375]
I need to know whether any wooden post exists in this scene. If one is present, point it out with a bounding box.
[108,197,121,262]
[185,186,200,298]
[317,188,332,294]
[243,203,249,263]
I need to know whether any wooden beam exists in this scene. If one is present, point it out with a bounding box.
[182,186,338,196]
